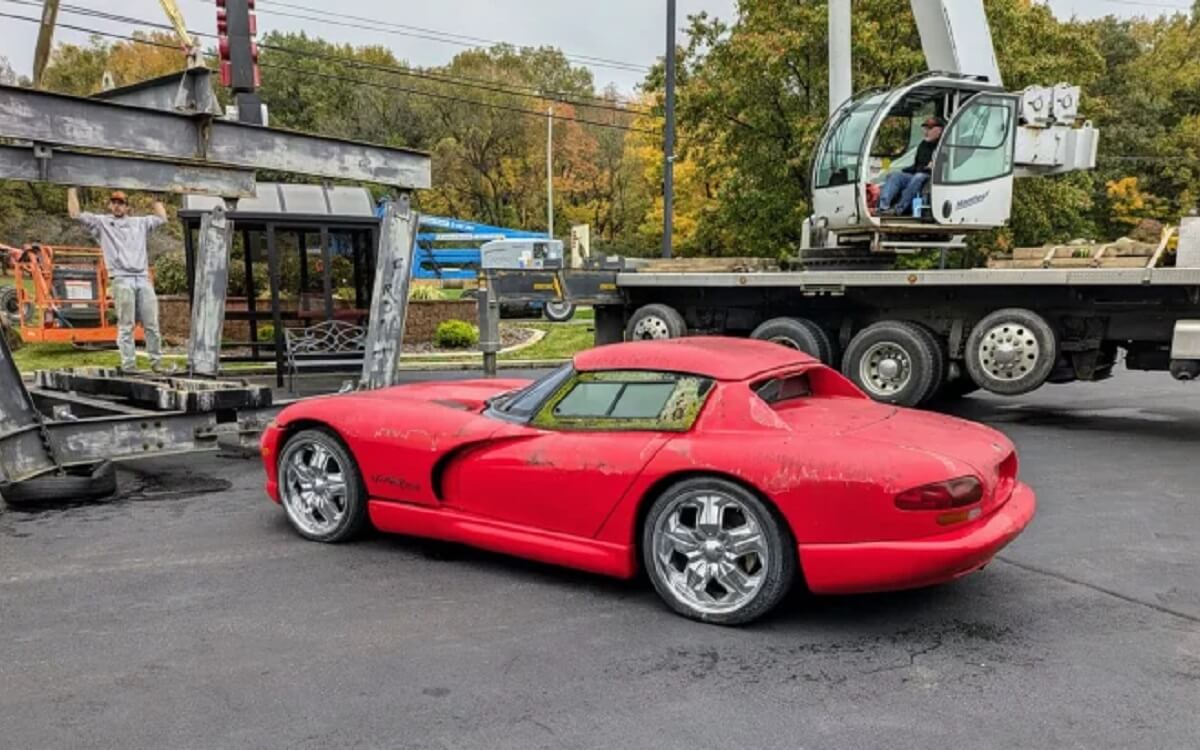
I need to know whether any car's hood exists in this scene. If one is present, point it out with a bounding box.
[353,378,533,411]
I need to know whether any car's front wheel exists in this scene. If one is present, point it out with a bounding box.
[277,428,369,543]
[642,477,795,625]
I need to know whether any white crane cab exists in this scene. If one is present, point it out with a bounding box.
[810,73,1018,248]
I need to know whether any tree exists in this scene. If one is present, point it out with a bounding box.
[0,55,17,85]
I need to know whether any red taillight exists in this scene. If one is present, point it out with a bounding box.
[895,476,983,511]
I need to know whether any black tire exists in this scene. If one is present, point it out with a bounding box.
[841,321,939,407]
[276,428,369,543]
[750,317,836,364]
[625,303,687,341]
[542,300,576,322]
[0,285,17,321]
[641,477,796,626]
[0,460,118,507]
[965,308,1057,396]
[907,322,947,405]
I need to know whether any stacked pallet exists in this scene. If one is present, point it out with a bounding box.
[634,256,781,273]
[987,228,1175,269]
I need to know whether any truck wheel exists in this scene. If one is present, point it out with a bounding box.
[966,309,1057,396]
[626,304,687,340]
[750,317,836,364]
[907,322,947,405]
[542,300,576,322]
[842,321,938,407]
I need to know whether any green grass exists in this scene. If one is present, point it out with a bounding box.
[11,318,596,374]
[500,322,592,361]
[11,343,188,372]
[573,306,594,321]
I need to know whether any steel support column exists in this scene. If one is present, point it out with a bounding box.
[0,330,57,484]
[188,205,234,376]
[479,275,501,377]
[360,196,418,390]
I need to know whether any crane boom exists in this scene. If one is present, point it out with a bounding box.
[909,0,1002,85]
[158,0,204,68]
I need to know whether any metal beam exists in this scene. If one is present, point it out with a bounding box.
[188,205,234,376]
[33,369,272,413]
[0,83,431,189]
[0,144,254,197]
[360,196,418,389]
[92,67,223,116]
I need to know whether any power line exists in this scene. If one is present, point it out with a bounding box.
[5,0,651,115]
[254,40,651,116]
[245,0,652,73]
[1095,0,1191,9]
[0,9,657,135]
[254,61,656,133]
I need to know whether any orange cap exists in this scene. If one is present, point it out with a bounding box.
[110,190,128,203]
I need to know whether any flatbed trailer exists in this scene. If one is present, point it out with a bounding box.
[486,254,1200,407]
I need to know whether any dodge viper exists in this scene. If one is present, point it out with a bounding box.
[260,337,1035,625]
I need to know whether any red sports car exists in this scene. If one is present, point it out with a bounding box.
[260,338,1035,625]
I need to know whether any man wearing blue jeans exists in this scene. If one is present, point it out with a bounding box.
[878,115,945,216]
[68,187,168,373]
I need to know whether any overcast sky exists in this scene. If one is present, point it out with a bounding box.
[0,0,1190,93]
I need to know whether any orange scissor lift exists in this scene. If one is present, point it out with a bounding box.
[2,243,144,345]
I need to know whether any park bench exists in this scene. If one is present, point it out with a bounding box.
[283,320,365,392]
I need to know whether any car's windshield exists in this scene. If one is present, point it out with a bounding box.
[489,363,573,420]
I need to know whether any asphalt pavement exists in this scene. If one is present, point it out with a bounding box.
[1,370,1198,749]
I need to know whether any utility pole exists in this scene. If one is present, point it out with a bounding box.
[662,0,676,258]
[547,105,555,239]
[828,0,852,115]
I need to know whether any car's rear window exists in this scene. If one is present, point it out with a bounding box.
[554,381,681,419]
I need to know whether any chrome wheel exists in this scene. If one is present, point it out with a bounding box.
[280,438,349,537]
[632,315,672,340]
[977,323,1041,383]
[859,341,912,397]
[651,491,769,616]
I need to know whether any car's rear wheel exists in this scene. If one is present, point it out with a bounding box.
[277,428,369,543]
[642,477,795,625]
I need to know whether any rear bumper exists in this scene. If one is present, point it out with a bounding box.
[798,482,1036,595]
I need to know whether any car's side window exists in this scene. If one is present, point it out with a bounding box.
[533,371,714,432]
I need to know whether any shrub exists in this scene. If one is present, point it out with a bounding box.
[434,319,478,349]
[152,251,188,295]
[255,323,276,342]
[408,284,443,301]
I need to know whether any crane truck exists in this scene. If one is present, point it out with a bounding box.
[490,0,1200,408]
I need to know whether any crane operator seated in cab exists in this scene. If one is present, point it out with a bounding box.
[878,115,944,217]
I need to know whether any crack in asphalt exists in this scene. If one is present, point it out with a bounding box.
[997,556,1200,624]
